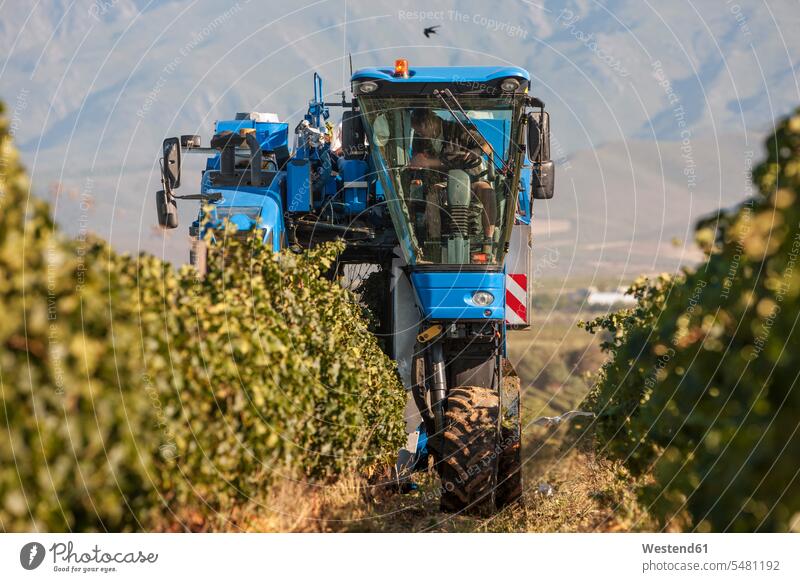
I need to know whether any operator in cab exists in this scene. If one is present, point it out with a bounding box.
[407,108,497,249]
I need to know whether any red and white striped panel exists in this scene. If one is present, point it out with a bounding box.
[505,273,528,326]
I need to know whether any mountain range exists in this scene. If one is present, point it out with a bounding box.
[1,0,798,276]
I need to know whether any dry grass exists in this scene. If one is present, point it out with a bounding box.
[158,426,658,533]
[155,473,375,532]
[232,473,372,532]
[485,427,660,532]
[334,424,659,533]
[247,413,657,533]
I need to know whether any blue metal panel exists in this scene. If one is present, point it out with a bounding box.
[256,122,289,153]
[199,171,285,252]
[205,153,220,172]
[517,165,532,225]
[215,120,289,152]
[472,119,509,160]
[215,120,256,134]
[286,159,311,212]
[410,270,505,320]
[352,66,530,84]
[339,159,368,214]
[228,213,255,230]
[324,172,337,198]
[204,121,289,173]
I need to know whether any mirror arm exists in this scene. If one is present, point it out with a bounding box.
[528,96,545,109]
[159,157,174,197]
[173,192,222,201]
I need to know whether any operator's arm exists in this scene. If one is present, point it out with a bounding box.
[440,123,485,176]
[409,134,444,171]
[409,152,444,170]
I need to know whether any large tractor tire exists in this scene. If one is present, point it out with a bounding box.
[439,385,499,514]
[495,364,522,509]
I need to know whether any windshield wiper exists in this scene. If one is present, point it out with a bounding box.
[433,89,510,175]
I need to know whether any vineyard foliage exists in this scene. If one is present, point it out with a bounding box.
[584,109,800,532]
[0,101,405,532]
[148,235,406,519]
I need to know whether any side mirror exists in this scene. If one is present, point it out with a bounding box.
[526,115,541,160]
[162,137,182,190]
[156,189,179,229]
[341,110,366,158]
[531,160,555,200]
[527,111,550,161]
[527,110,554,200]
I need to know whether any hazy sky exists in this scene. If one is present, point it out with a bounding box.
[2,0,798,276]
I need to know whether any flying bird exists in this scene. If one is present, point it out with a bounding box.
[529,410,595,428]
[423,25,440,38]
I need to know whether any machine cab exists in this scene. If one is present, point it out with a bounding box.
[353,63,530,269]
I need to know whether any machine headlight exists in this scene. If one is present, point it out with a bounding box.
[356,80,379,94]
[500,77,520,92]
[472,291,495,306]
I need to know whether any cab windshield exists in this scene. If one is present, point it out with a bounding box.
[359,95,523,266]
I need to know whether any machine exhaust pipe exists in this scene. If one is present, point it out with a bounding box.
[429,341,447,459]
[244,132,263,187]
[430,342,447,409]
[220,144,235,177]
